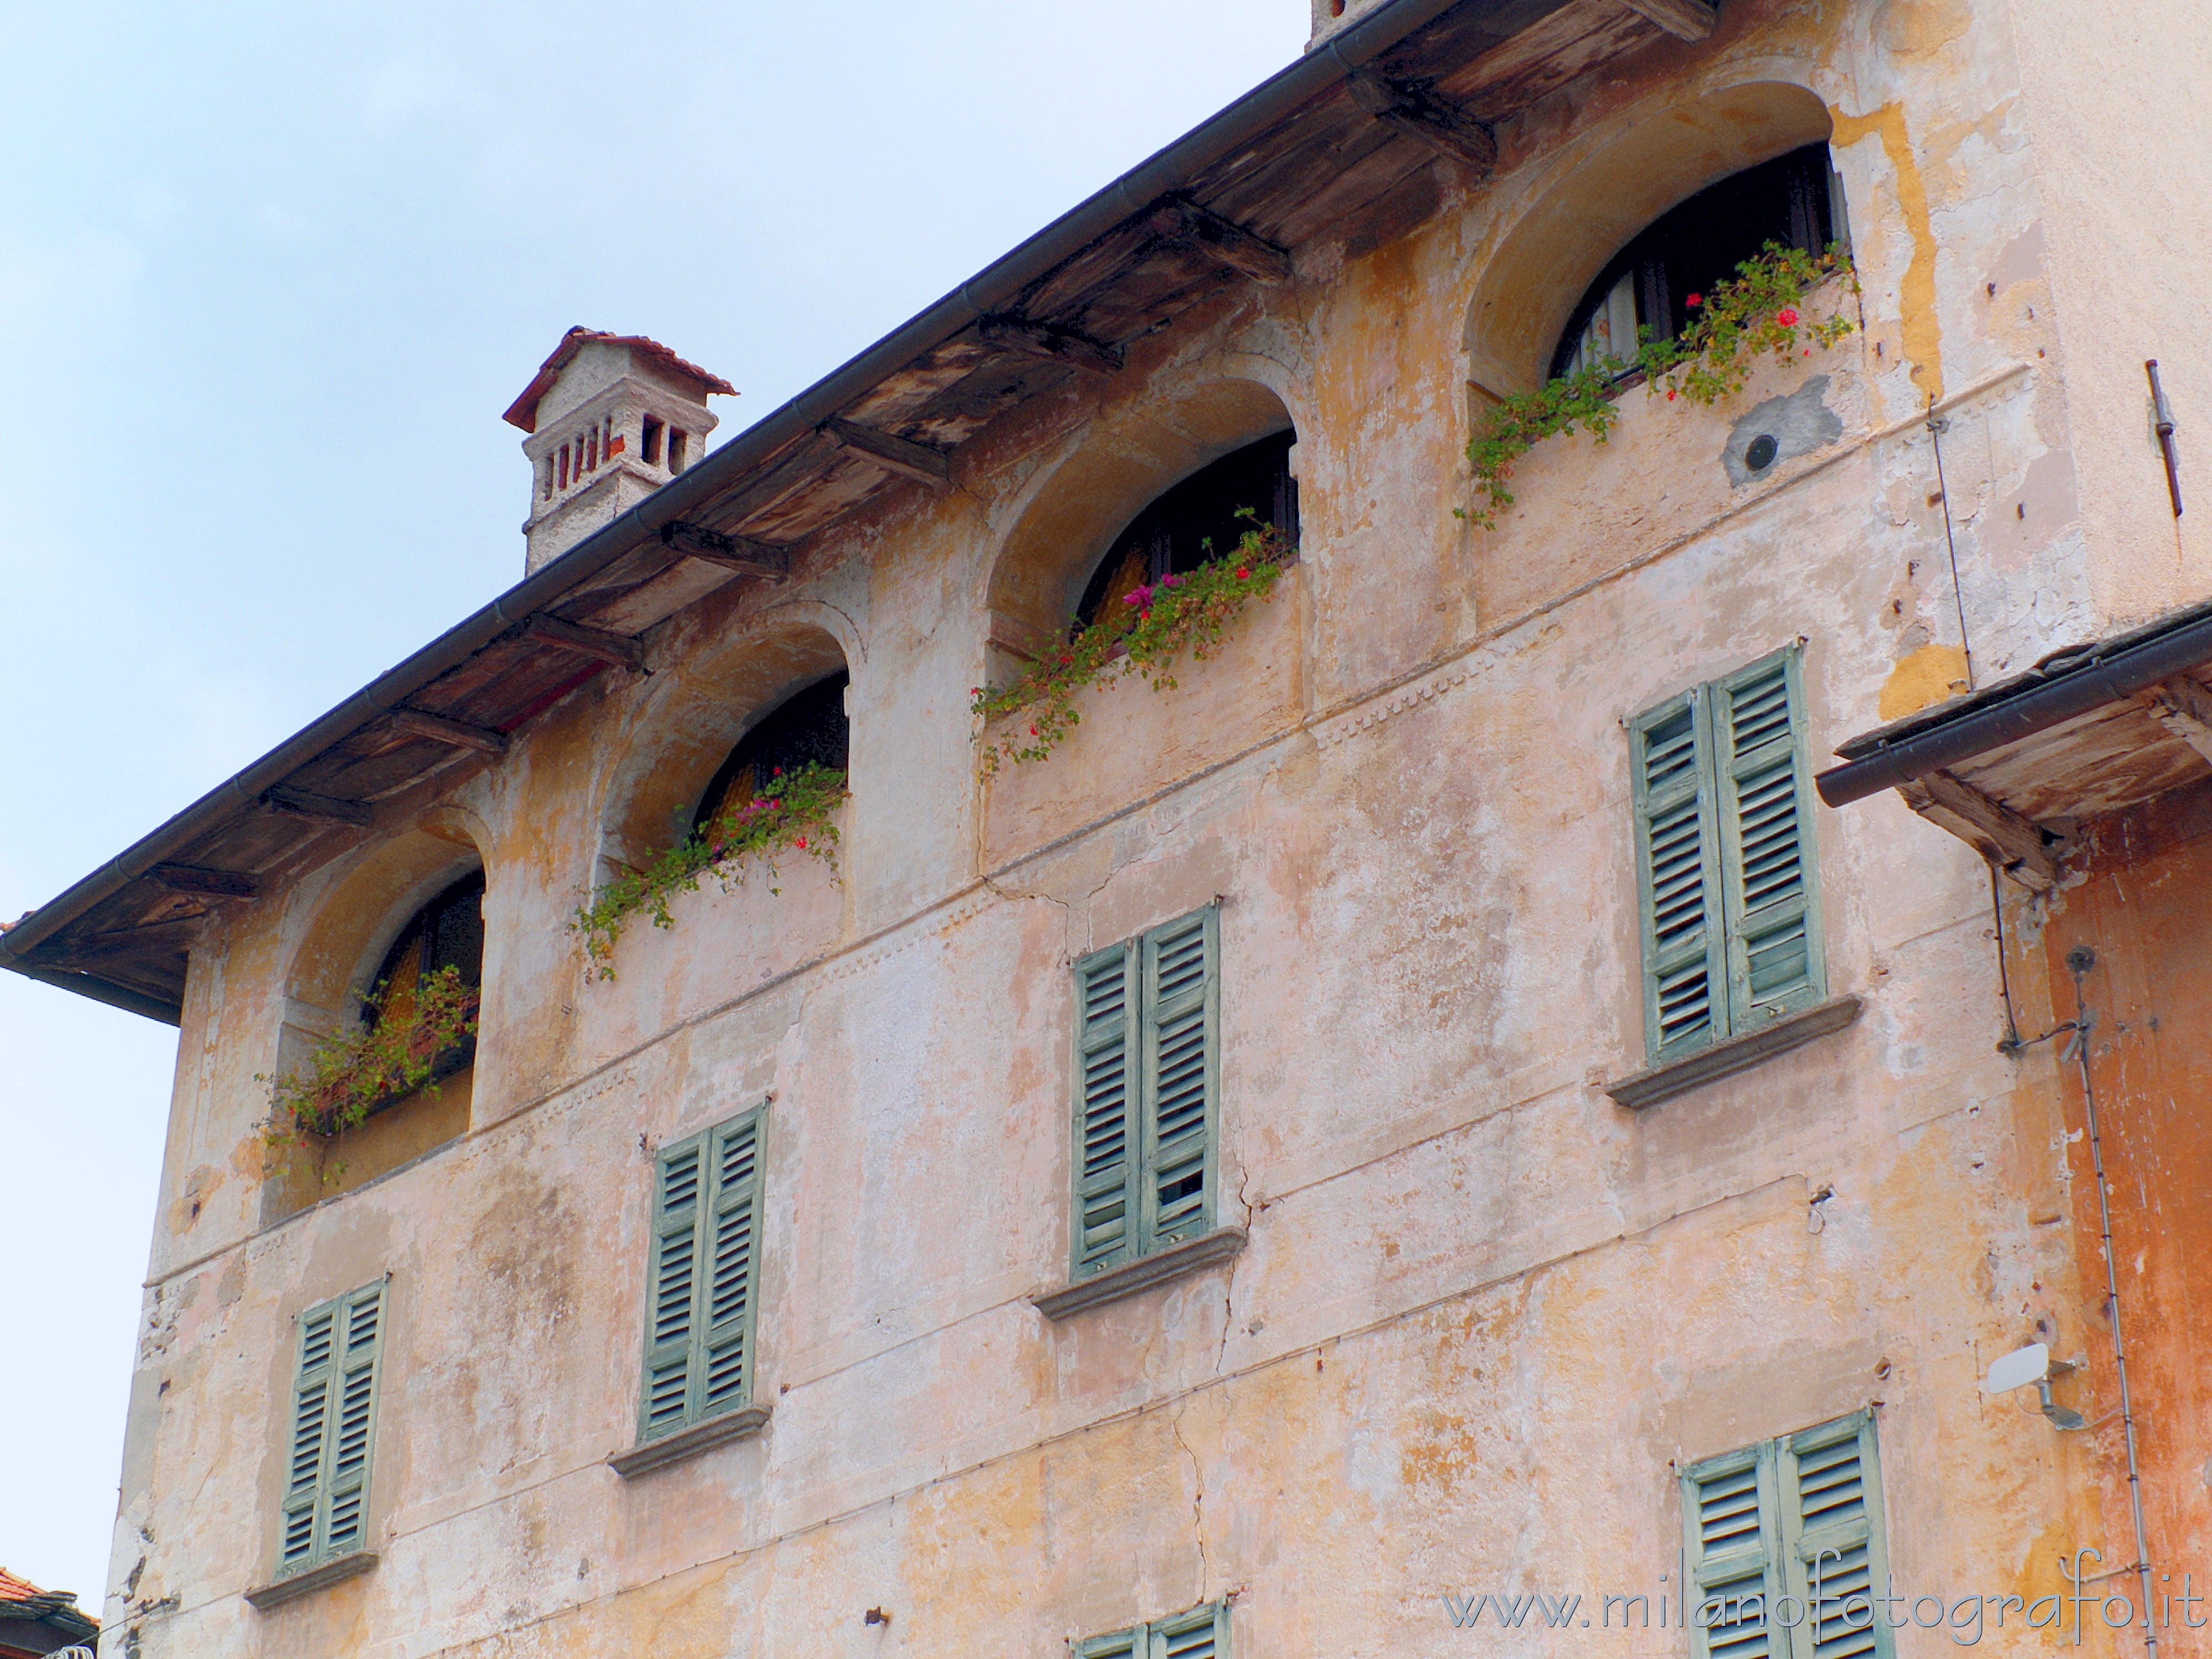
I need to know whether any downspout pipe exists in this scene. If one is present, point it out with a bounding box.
[0,0,1483,981]
[1815,610,2212,807]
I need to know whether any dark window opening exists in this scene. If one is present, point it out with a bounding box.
[1072,431,1298,631]
[692,670,850,835]
[642,415,664,466]
[1550,144,1845,380]
[357,870,484,1104]
[557,444,570,490]
[669,429,690,473]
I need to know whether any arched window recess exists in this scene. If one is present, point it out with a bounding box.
[690,670,851,839]
[1552,144,1848,380]
[351,869,484,1108]
[1071,430,1300,631]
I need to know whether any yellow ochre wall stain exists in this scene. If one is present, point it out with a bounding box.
[1831,101,1944,404]
[1879,641,1971,721]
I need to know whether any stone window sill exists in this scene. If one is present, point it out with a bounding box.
[1031,1226,1246,1321]
[244,1551,378,1611]
[1605,995,1863,1110]
[608,1405,772,1479]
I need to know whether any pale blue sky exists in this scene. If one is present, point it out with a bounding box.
[0,0,1305,1605]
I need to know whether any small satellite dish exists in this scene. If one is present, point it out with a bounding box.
[1985,1342,2085,1429]
[1985,1342,2052,1395]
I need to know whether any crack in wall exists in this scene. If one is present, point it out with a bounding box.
[1170,1401,1213,1605]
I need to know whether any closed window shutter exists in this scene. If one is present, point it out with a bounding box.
[700,1113,763,1419]
[1152,1601,1230,1658]
[639,1107,766,1441]
[1073,939,1140,1276]
[640,1131,707,1441]
[1681,1443,1783,1659]
[322,1282,385,1558]
[1141,906,1218,1251]
[279,1300,338,1573]
[278,1279,386,1577]
[1714,649,1822,1027]
[1077,1603,1228,1659]
[1777,1412,1892,1659]
[1632,689,1725,1061]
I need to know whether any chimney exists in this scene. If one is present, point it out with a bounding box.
[503,328,735,573]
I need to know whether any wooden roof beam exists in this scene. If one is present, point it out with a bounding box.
[1345,71,1498,177]
[821,418,954,489]
[2148,675,2212,766]
[1898,769,2059,891]
[659,520,793,580]
[145,864,260,899]
[1621,0,1718,40]
[262,785,373,828]
[390,708,510,755]
[523,613,646,671]
[975,316,1125,375]
[1147,200,1293,287]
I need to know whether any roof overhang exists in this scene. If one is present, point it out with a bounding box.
[1815,598,2212,889]
[1,0,1717,1021]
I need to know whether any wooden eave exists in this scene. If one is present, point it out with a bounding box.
[0,0,1703,1021]
[1820,601,2212,889]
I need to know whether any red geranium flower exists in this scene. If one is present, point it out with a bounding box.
[1235,567,1251,580]
[1686,293,1703,307]
[794,836,807,850]
[1776,307,1799,326]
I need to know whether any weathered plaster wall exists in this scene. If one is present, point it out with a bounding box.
[2002,0,2212,622]
[2036,786,2212,1656]
[102,0,2193,1652]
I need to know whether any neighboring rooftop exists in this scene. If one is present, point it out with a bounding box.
[0,1567,98,1657]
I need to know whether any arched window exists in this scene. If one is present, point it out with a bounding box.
[1551,144,1846,379]
[1072,432,1298,630]
[364,869,483,1040]
[692,670,851,834]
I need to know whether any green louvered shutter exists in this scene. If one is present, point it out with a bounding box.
[640,1130,707,1439]
[1682,1442,1783,1659]
[1633,688,1725,1061]
[1141,906,1218,1251]
[1714,649,1823,1030]
[1778,1412,1892,1659]
[1152,1601,1230,1658]
[699,1112,764,1420]
[1073,939,1140,1276]
[639,1108,765,1441]
[1076,1603,1228,1659]
[278,1279,386,1577]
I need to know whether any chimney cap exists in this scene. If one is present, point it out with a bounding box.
[502,326,735,432]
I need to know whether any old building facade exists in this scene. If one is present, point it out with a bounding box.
[6,0,2209,1653]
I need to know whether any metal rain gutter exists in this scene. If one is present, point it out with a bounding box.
[0,0,1491,993]
[1815,610,2212,807]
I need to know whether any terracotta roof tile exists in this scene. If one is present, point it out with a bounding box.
[502,326,735,431]
[0,1567,98,1640]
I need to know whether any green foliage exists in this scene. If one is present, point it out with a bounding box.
[1465,242,1859,528]
[262,964,479,1159]
[972,513,1295,773]
[571,761,846,978]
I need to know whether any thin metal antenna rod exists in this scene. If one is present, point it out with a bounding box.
[2065,946,2158,1658]
[1928,403,1976,690]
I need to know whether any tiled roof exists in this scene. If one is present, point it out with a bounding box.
[502,326,736,431]
[0,1567,98,1642]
